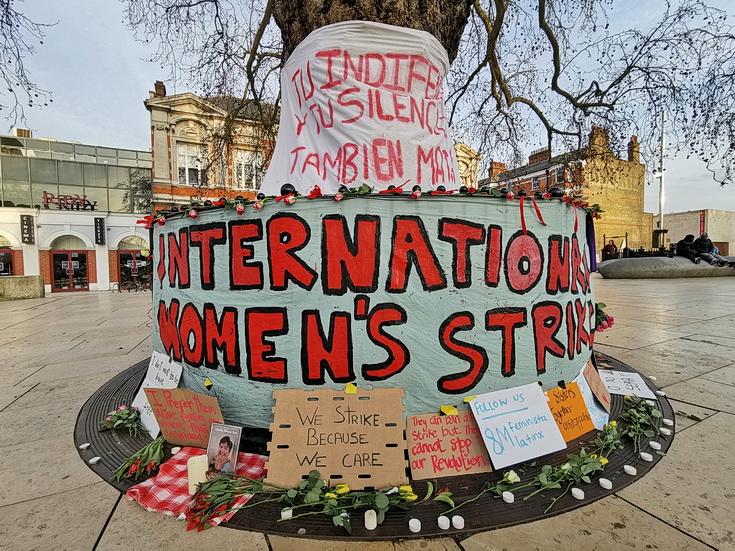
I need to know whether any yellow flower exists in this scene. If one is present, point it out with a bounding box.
[335,484,350,495]
[404,493,418,502]
[609,421,617,427]
[398,485,413,494]
[589,453,599,459]
[599,457,609,465]
[324,492,338,499]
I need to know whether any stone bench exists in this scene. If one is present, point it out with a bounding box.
[0,275,45,301]
[598,257,735,279]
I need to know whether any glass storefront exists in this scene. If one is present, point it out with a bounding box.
[0,250,12,276]
[51,251,89,291]
[0,137,153,213]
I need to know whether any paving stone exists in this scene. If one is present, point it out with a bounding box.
[591,320,690,350]
[5,371,125,411]
[664,378,735,415]
[667,399,719,431]
[461,495,711,551]
[394,537,461,550]
[97,498,269,550]
[268,535,395,550]
[0,397,79,447]
[0,482,118,551]
[618,413,735,550]
[0,434,99,507]
[0,382,36,411]
[699,364,735,387]
[596,339,735,388]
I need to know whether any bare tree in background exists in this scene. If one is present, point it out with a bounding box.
[123,0,734,184]
[0,0,52,126]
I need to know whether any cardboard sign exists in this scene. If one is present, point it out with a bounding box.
[406,411,492,480]
[583,360,612,413]
[470,383,566,469]
[601,370,656,400]
[131,351,183,438]
[575,369,609,431]
[144,388,223,447]
[546,383,595,442]
[266,388,408,489]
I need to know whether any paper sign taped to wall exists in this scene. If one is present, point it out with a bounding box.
[406,411,492,480]
[266,388,408,489]
[546,383,595,442]
[131,351,183,438]
[470,383,566,469]
[601,370,656,400]
[144,388,223,447]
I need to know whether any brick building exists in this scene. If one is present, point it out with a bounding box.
[482,127,653,256]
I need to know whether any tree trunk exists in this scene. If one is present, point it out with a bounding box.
[271,0,473,62]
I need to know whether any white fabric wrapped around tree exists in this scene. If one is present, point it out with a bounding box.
[259,20,461,196]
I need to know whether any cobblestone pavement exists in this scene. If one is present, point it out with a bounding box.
[0,275,732,550]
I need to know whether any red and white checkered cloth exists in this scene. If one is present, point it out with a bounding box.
[126,447,267,527]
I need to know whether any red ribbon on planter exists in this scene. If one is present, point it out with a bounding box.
[137,215,157,230]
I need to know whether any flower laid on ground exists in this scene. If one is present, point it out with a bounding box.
[620,395,663,452]
[590,421,624,459]
[253,199,265,211]
[594,302,615,332]
[521,449,605,513]
[186,470,444,534]
[235,203,245,215]
[441,470,521,514]
[505,192,515,200]
[334,192,344,202]
[188,209,198,218]
[112,436,165,482]
[99,404,146,438]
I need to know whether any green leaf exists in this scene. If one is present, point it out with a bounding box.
[424,481,434,501]
[374,493,390,510]
[305,491,321,504]
[342,517,352,534]
[308,469,320,480]
[332,515,342,527]
[433,494,455,507]
[582,475,591,484]
[377,509,385,524]
[286,489,298,498]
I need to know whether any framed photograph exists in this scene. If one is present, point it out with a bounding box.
[206,423,242,477]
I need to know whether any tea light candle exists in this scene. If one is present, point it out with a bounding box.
[624,465,637,476]
[649,441,662,451]
[187,455,209,495]
[364,510,377,530]
[452,515,465,529]
[409,518,421,533]
[502,491,514,503]
[437,515,450,530]
[571,488,584,500]
[281,508,293,520]
[599,478,613,490]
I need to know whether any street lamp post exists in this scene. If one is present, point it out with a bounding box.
[658,111,666,248]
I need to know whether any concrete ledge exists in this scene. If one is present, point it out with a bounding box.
[598,257,735,279]
[0,275,45,300]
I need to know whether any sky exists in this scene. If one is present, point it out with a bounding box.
[13,0,735,215]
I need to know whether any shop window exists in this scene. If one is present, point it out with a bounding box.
[50,235,86,250]
[0,250,13,276]
[532,176,539,191]
[1,181,31,207]
[1,156,29,181]
[30,158,58,184]
[83,163,107,187]
[177,144,207,187]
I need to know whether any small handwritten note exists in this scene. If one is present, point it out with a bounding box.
[406,412,492,480]
[131,352,183,438]
[583,360,612,413]
[601,370,656,400]
[470,383,567,469]
[575,370,610,430]
[266,388,407,489]
[144,388,223,447]
[546,383,594,442]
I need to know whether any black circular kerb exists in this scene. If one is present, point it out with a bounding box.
[75,353,674,539]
